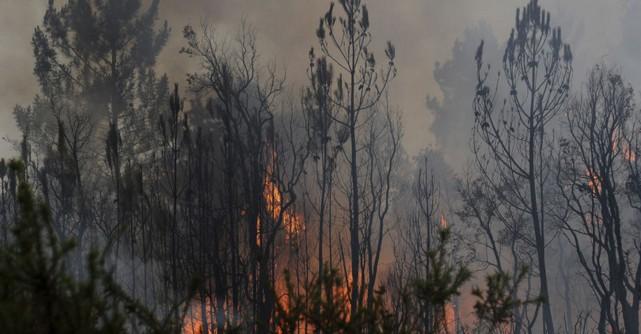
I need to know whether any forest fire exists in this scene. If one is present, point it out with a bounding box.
[183,161,304,334]
[582,134,637,195]
[444,303,456,334]
[6,1,641,334]
[439,214,448,229]
[585,169,602,194]
[183,301,213,334]
[612,130,637,162]
[261,149,304,243]
[622,142,637,161]
[263,174,304,241]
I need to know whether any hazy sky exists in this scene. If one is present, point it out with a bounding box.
[0,0,634,160]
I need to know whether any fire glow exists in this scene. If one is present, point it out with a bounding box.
[263,174,304,241]
[183,158,304,333]
[585,169,602,194]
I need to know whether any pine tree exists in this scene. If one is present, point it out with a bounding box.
[473,1,572,331]
[0,160,181,334]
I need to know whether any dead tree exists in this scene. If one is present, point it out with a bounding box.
[557,65,640,334]
[458,171,539,334]
[314,0,396,319]
[183,22,307,333]
[303,54,340,305]
[473,1,572,332]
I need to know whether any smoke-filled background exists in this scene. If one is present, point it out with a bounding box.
[1,0,637,167]
[2,1,641,333]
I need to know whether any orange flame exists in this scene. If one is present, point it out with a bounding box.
[612,130,637,162]
[183,152,305,333]
[439,214,448,229]
[443,303,456,334]
[183,300,213,334]
[585,169,602,194]
[260,150,304,244]
[263,175,303,241]
[623,143,637,161]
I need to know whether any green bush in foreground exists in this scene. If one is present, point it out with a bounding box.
[0,160,180,334]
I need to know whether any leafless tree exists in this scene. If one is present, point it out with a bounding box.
[473,0,572,331]
[556,65,641,334]
[313,0,396,319]
[182,22,308,333]
[458,170,541,334]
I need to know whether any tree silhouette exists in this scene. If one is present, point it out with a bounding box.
[473,0,572,331]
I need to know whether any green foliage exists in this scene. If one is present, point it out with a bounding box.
[274,233,542,334]
[472,267,542,332]
[0,160,179,334]
[410,228,471,333]
[413,228,471,308]
[19,0,171,165]
[274,267,397,334]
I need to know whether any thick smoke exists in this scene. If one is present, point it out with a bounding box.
[428,22,500,170]
[0,0,638,164]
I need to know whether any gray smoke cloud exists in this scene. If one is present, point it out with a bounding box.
[0,1,43,155]
[0,0,636,165]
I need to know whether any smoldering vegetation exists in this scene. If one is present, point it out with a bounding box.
[0,0,640,333]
